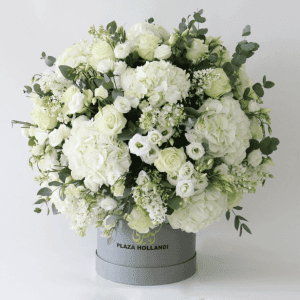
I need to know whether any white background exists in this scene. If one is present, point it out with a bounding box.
[1,0,300,299]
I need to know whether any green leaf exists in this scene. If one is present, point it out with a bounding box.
[112,89,124,100]
[117,129,135,141]
[52,203,60,215]
[242,25,251,36]
[232,53,246,65]
[208,53,218,63]
[252,83,264,97]
[34,207,42,213]
[48,181,62,187]
[264,81,275,89]
[260,137,279,155]
[33,83,44,97]
[240,42,256,51]
[106,215,120,225]
[94,78,106,87]
[24,85,32,93]
[37,187,52,197]
[234,215,240,230]
[197,28,208,35]
[59,186,66,201]
[243,87,250,99]
[179,22,187,33]
[28,136,36,147]
[222,62,234,76]
[162,181,175,188]
[241,223,252,234]
[226,210,230,221]
[184,107,201,119]
[45,56,56,67]
[194,13,206,23]
[41,52,46,58]
[58,168,71,183]
[34,199,46,205]
[167,196,183,210]
[233,206,243,210]
[103,81,114,90]
[106,20,117,34]
[147,17,154,24]
[239,225,243,236]
[58,65,76,81]
[237,216,248,222]
[263,75,266,85]
[188,20,196,29]
[132,51,140,64]
[246,139,260,156]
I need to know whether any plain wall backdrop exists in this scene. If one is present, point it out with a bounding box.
[1,0,300,299]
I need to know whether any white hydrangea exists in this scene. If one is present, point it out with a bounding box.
[186,94,252,165]
[62,116,131,190]
[167,188,228,233]
[120,61,190,107]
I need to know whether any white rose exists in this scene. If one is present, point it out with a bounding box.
[248,100,260,112]
[147,130,162,145]
[100,196,118,211]
[95,105,127,136]
[31,144,44,156]
[84,177,99,192]
[114,61,127,75]
[92,41,116,61]
[97,59,115,74]
[176,180,195,198]
[114,42,131,59]
[68,92,85,114]
[178,161,194,180]
[95,86,109,99]
[114,96,131,113]
[21,127,30,138]
[129,134,151,156]
[248,149,262,167]
[34,128,48,145]
[186,142,205,160]
[154,45,172,60]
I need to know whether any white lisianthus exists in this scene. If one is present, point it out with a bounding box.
[214,163,229,175]
[100,196,118,211]
[97,59,115,74]
[154,45,172,60]
[68,92,85,114]
[147,130,162,145]
[141,144,160,165]
[113,61,127,75]
[248,100,260,112]
[167,173,179,186]
[95,105,127,136]
[178,161,195,180]
[186,142,205,160]
[114,96,131,113]
[114,42,131,59]
[176,180,195,198]
[249,118,263,140]
[248,149,262,167]
[21,127,30,138]
[31,144,44,156]
[92,41,115,62]
[95,86,109,99]
[34,128,48,145]
[129,134,151,156]
[136,170,150,185]
[157,126,174,143]
[186,39,209,61]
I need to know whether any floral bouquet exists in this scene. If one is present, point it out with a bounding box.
[13,9,279,243]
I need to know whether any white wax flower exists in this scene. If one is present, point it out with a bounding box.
[68,92,85,114]
[129,134,151,156]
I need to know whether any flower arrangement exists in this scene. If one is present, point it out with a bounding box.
[13,9,279,242]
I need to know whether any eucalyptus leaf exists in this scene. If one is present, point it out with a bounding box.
[112,89,124,100]
[52,203,60,215]
[197,28,208,35]
[264,81,275,89]
[103,81,114,90]
[179,22,187,33]
[242,25,251,36]
[106,20,117,34]
[33,83,44,97]
[167,195,183,210]
[58,168,71,183]
[226,210,230,221]
[37,187,52,197]
[184,107,201,119]
[148,17,154,24]
[24,85,32,93]
[48,181,62,187]
[240,42,256,51]
[45,56,56,67]
[208,53,218,63]
[106,215,120,225]
[58,65,76,81]
[233,206,243,210]
[222,62,234,76]
[34,199,46,205]
[34,207,42,213]
[94,78,106,87]
[252,83,264,97]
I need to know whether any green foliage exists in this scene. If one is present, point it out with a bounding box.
[197,28,208,35]
[24,85,32,94]
[222,62,234,76]
[262,75,275,89]
[226,210,230,220]
[52,203,60,215]
[246,139,260,155]
[193,9,206,23]
[28,136,36,147]
[147,17,154,24]
[242,25,251,36]
[37,187,52,197]
[48,181,62,187]
[208,53,218,63]
[259,136,280,155]
[184,107,201,119]
[33,83,44,97]
[111,89,124,100]
[45,56,56,67]
[34,199,46,205]
[41,52,46,58]
[58,168,71,183]
[233,206,243,210]
[117,129,135,141]
[252,82,264,97]
[106,20,117,34]
[167,195,183,210]
[34,207,42,213]
[58,65,76,81]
